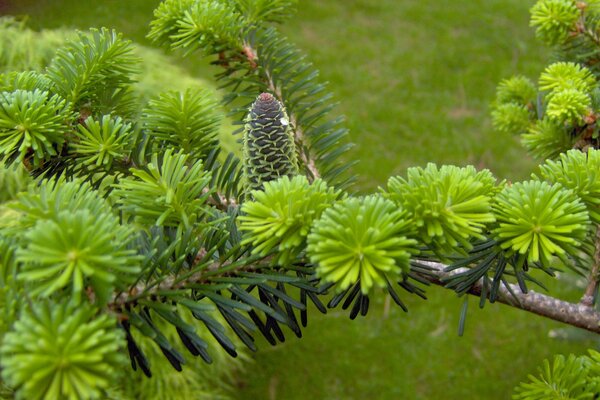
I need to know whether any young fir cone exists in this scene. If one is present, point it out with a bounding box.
[243,93,298,195]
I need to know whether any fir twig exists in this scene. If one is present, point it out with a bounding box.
[416,260,600,335]
[581,225,600,306]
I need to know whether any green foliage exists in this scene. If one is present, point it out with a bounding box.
[539,62,596,94]
[243,93,298,194]
[514,352,600,399]
[117,308,247,400]
[230,0,298,23]
[493,64,598,152]
[5,178,140,304]
[0,89,69,166]
[495,75,537,106]
[522,118,575,160]
[142,88,221,159]
[11,178,113,229]
[538,148,600,223]
[0,235,19,338]
[492,180,590,267]
[493,8,600,156]
[72,115,132,168]
[491,75,537,135]
[114,149,211,229]
[536,62,597,126]
[307,196,417,294]
[6,1,600,399]
[147,0,195,48]
[17,209,139,303]
[0,17,70,73]
[0,160,29,203]
[587,350,600,386]
[386,164,498,258]
[530,0,580,46]
[149,0,354,189]
[239,175,340,265]
[149,0,244,55]
[491,103,533,134]
[46,28,139,111]
[546,87,592,124]
[0,301,126,400]
[0,13,252,400]
[0,71,52,92]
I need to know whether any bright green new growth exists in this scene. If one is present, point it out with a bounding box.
[386,164,498,257]
[0,71,52,92]
[539,62,596,94]
[16,209,139,303]
[0,89,68,166]
[546,87,592,124]
[0,301,125,400]
[530,0,580,46]
[493,180,590,267]
[243,93,298,194]
[239,175,340,265]
[491,76,536,135]
[142,88,222,159]
[522,118,575,160]
[114,149,211,229]
[514,351,600,399]
[10,178,112,227]
[492,41,600,155]
[537,62,597,125]
[538,148,600,224]
[493,41,600,156]
[495,75,537,106]
[5,178,140,304]
[491,103,533,134]
[72,115,132,168]
[0,160,29,203]
[307,196,417,294]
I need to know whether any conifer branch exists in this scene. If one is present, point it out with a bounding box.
[9,2,600,397]
[110,259,225,308]
[416,260,600,335]
[109,253,274,309]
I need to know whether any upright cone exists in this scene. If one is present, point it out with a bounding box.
[243,93,298,195]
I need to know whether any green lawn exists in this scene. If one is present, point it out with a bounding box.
[282,1,548,191]
[4,0,596,399]
[235,286,594,399]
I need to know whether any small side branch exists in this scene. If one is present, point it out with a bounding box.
[289,114,321,181]
[581,226,600,306]
[203,187,238,211]
[264,70,321,181]
[415,260,600,335]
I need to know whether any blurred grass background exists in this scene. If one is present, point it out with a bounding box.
[4,0,597,398]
